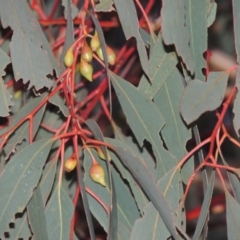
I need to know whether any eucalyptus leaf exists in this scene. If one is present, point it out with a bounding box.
[180,72,229,125]
[161,0,194,74]
[0,139,54,237]
[45,183,74,240]
[0,0,53,90]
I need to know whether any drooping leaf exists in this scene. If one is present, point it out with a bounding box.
[226,191,240,239]
[0,0,53,90]
[4,96,47,159]
[83,149,140,239]
[61,0,78,19]
[39,159,58,205]
[184,0,207,81]
[83,150,109,232]
[48,93,69,117]
[192,171,215,240]
[138,34,178,99]
[180,71,229,125]
[207,2,217,27]
[45,183,74,240]
[113,0,149,76]
[113,147,179,239]
[154,68,193,183]
[0,48,10,76]
[0,139,54,237]
[95,0,114,12]
[0,49,13,117]
[110,72,176,179]
[7,212,31,240]
[61,0,75,69]
[161,0,194,74]
[233,0,240,64]
[130,169,183,240]
[27,186,49,240]
[85,119,117,239]
[104,137,151,213]
[0,77,14,117]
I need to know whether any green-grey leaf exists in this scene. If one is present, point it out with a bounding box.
[192,171,215,240]
[180,72,229,125]
[27,186,49,240]
[45,183,74,240]
[184,0,207,81]
[138,34,178,99]
[61,0,75,70]
[95,0,114,12]
[3,94,47,159]
[104,137,151,213]
[7,212,31,240]
[233,0,240,64]
[61,0,78,19]
[0,77,13,117]
[207,2,217,27]
[39,159,58,205]
[113,0,149,76]
[0,48,10,76]
[113,147,179,239]
[0,139,54,237]
[49,93,69,117]
[154,68,193,183]
[226,191,240,240]
[0,0,53,90]
[111,72,176,179]
[130,169,183,240]
[161,0,194,74]
[233,72,240,135]
[0,49,13,117]
[84,150,140,239]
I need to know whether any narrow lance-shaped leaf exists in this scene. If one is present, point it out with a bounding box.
[184,0,207,81]
[0,49,13,117]
[0,139,54,237]
[138,34,178,99]
[161,0,194,74]
[61,0,78,19]
[27,186,49,240]
[226,191,240,240]
[0,0,53,90]
[192,171,215,240]
[180,71,229,125]
[45,184,74,240]
[7,212,31,240]
[154,68,193,183]
[83,149,140,240]
[130,169,183,240]
[233,69,240,136]
[110,72,176,179]
[39,159,58,205]
[60,0,75,69]
[113,147,179,239]
[105,137,152,213]
[2,94,47,159]
[95,0,114,12]
[113,0,149,77]
[233,0,240,64]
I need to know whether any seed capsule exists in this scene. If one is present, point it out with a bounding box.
[90,31,100,51]
[79,59,93,82]
[89,163,106,186]
[64,48,74,67]
[81,43,93,63]
[65,157,77,172]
